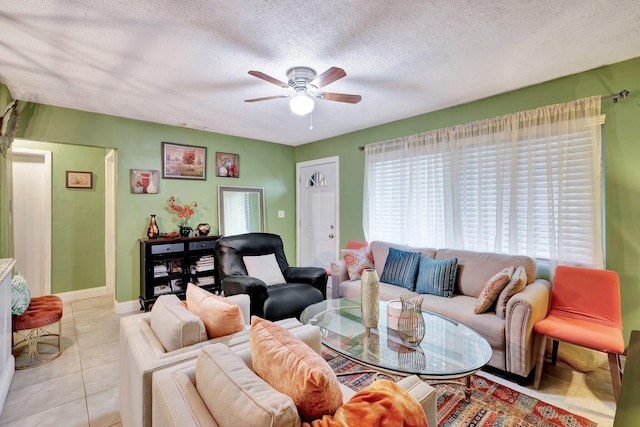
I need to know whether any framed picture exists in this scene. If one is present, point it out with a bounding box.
[170,278,183,292]
[66,171,93,189]
[216,152,239,178]
[130,169,159,194]
[162,142,207,180]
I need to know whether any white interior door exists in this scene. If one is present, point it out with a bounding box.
[297,157,339,269]
[12,148,52,297]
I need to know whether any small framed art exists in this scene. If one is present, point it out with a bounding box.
[216,152,239,178]
[162,142,207,180]
[66,171,93,189]
[130,169,159,194]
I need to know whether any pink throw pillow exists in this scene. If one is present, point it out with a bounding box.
[186,283,245,338]
[474,267,514,314]
[341,246,374,280]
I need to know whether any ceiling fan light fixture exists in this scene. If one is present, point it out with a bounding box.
[289,92,315,116]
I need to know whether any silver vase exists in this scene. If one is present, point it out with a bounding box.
[360,269,379,329]
[398,293,425,347]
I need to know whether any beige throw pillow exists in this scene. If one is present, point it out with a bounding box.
[186,283,245,338]
[243,253,287,286]
[474,266,514,314]
[150,294,207,352]
[196,343,301,427]
[495,265,528,319]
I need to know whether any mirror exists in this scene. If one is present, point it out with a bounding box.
[218,186,265,236]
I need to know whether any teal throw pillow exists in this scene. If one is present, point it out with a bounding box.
[11,271,31,316]
[415,256,458,298]
[380,248,421,290]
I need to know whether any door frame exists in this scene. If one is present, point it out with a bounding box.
[12,146,52,296]
[296,156,340,267]
[105,149,117,298]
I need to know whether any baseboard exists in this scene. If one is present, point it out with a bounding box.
[55,286,109,303]
[115,299,142,315]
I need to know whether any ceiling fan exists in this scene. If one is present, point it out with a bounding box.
[245,66,362,115]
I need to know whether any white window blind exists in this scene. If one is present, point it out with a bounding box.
[364,97,604,268]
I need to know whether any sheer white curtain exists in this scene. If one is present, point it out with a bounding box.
[364,96,604,268]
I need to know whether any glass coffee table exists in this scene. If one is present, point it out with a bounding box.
[300,298,492,400]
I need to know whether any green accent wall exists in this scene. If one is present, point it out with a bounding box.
[295,57,640,344]
[0,88,14,259]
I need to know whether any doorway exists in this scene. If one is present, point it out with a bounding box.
[11,148,52,297]
[296,156,339,269]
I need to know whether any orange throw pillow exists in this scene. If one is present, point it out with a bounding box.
[185,283,245,338]
[303,379,428,427]
[474,266,514,314]
[250,316,343,421]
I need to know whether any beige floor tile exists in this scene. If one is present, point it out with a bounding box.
[71,296,114,313]
[0,372,85,424]
[74,316,121,339]
[9,349,82,390]
[83,360,119,396]
[79,340,119,370]
[86,387,120,427]
[0,397,89,427]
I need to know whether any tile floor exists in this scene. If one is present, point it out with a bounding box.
[0,295,617,426]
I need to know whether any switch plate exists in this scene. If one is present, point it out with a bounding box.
[278,210,285,218]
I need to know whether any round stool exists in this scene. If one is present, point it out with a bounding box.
[12,295,63,369]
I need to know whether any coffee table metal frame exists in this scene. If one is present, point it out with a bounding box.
[300,298,492,401]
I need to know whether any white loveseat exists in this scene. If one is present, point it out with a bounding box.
[331,241,552,378]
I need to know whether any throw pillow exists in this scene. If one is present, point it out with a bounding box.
[474,266,514,314]
[340,246,374,280]
[186,283,245,338]
[380,248,421,290]
[250,316,343,421]
[196,343,301,427]
[495,265,527,319]
[11,271,31,316]
[243,253,286,286]
[415,256,458,297]
[302,379,427,427]
[150,294,207,352]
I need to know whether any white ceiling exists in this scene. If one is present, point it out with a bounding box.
[1,1,640,146]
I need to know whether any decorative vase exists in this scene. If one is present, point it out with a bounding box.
[147,215,159,239]
[179,226,192,237]
[398,293,425,347]
[360,268,380,329]
[196,223,211,236]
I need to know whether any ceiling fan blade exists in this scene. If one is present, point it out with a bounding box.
[309,67,346,89]
[248,71,289,88]
[320,92,362,104]
[244,95,289,103]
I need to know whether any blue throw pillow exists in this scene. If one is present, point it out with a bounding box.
[380,248,421,290]
[415,256,458,298]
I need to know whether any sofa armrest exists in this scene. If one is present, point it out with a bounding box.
[330,260,349,299]
[225,293,251,325]
[504,278,552,377]
[221,275,269,317]
[284,266,328,299]
[395,376,437,427]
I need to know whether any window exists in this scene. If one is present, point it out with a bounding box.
[364,97,604,268]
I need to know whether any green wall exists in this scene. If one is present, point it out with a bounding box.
[295,57,640,344]
[0,90,297,302]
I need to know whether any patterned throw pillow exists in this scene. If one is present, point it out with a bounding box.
[380,248,421,290]
[474,267,514,314]
[341,246,374,280]
[495,265,527,319]
[415,256,458,297]
[11,271,31,316]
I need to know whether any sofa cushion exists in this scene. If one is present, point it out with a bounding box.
[186,283,245,338]
[243,253,287,286]
[250,316,343,421]
[380,248,421,291]
[150,294,207,352]
[370,241,436,277]
[302,379,427,427]
[495,265,527,319]
[196,343,301,427]
[415,256,458,297]
[340,246,374,280]
[474,267,514,314]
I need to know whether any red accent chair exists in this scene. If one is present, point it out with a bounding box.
[533,265,624,402]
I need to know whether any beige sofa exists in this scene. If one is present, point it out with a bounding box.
[331,241,552,378]
[152,342,438,427]
[120,294,321,427]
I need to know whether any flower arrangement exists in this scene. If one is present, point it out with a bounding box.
[167,196,198,228]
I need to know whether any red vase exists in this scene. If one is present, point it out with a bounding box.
[147,215,159,239]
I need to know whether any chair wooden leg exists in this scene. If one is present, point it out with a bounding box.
[534,334,547,389]
[608,353,622,403]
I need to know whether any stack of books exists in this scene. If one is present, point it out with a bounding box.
[153,263,168,278]
[194,256,215,272]
[195,276,216,286]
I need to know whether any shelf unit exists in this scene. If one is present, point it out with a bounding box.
[139,235,221,311]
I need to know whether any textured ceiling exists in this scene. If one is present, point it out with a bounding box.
[1,1,640,146]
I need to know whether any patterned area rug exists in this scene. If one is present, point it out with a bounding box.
[322,347,597,427]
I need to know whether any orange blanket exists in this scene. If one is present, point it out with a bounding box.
[303,379,428,427]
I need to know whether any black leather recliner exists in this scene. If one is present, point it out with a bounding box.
[215,233,327,321]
